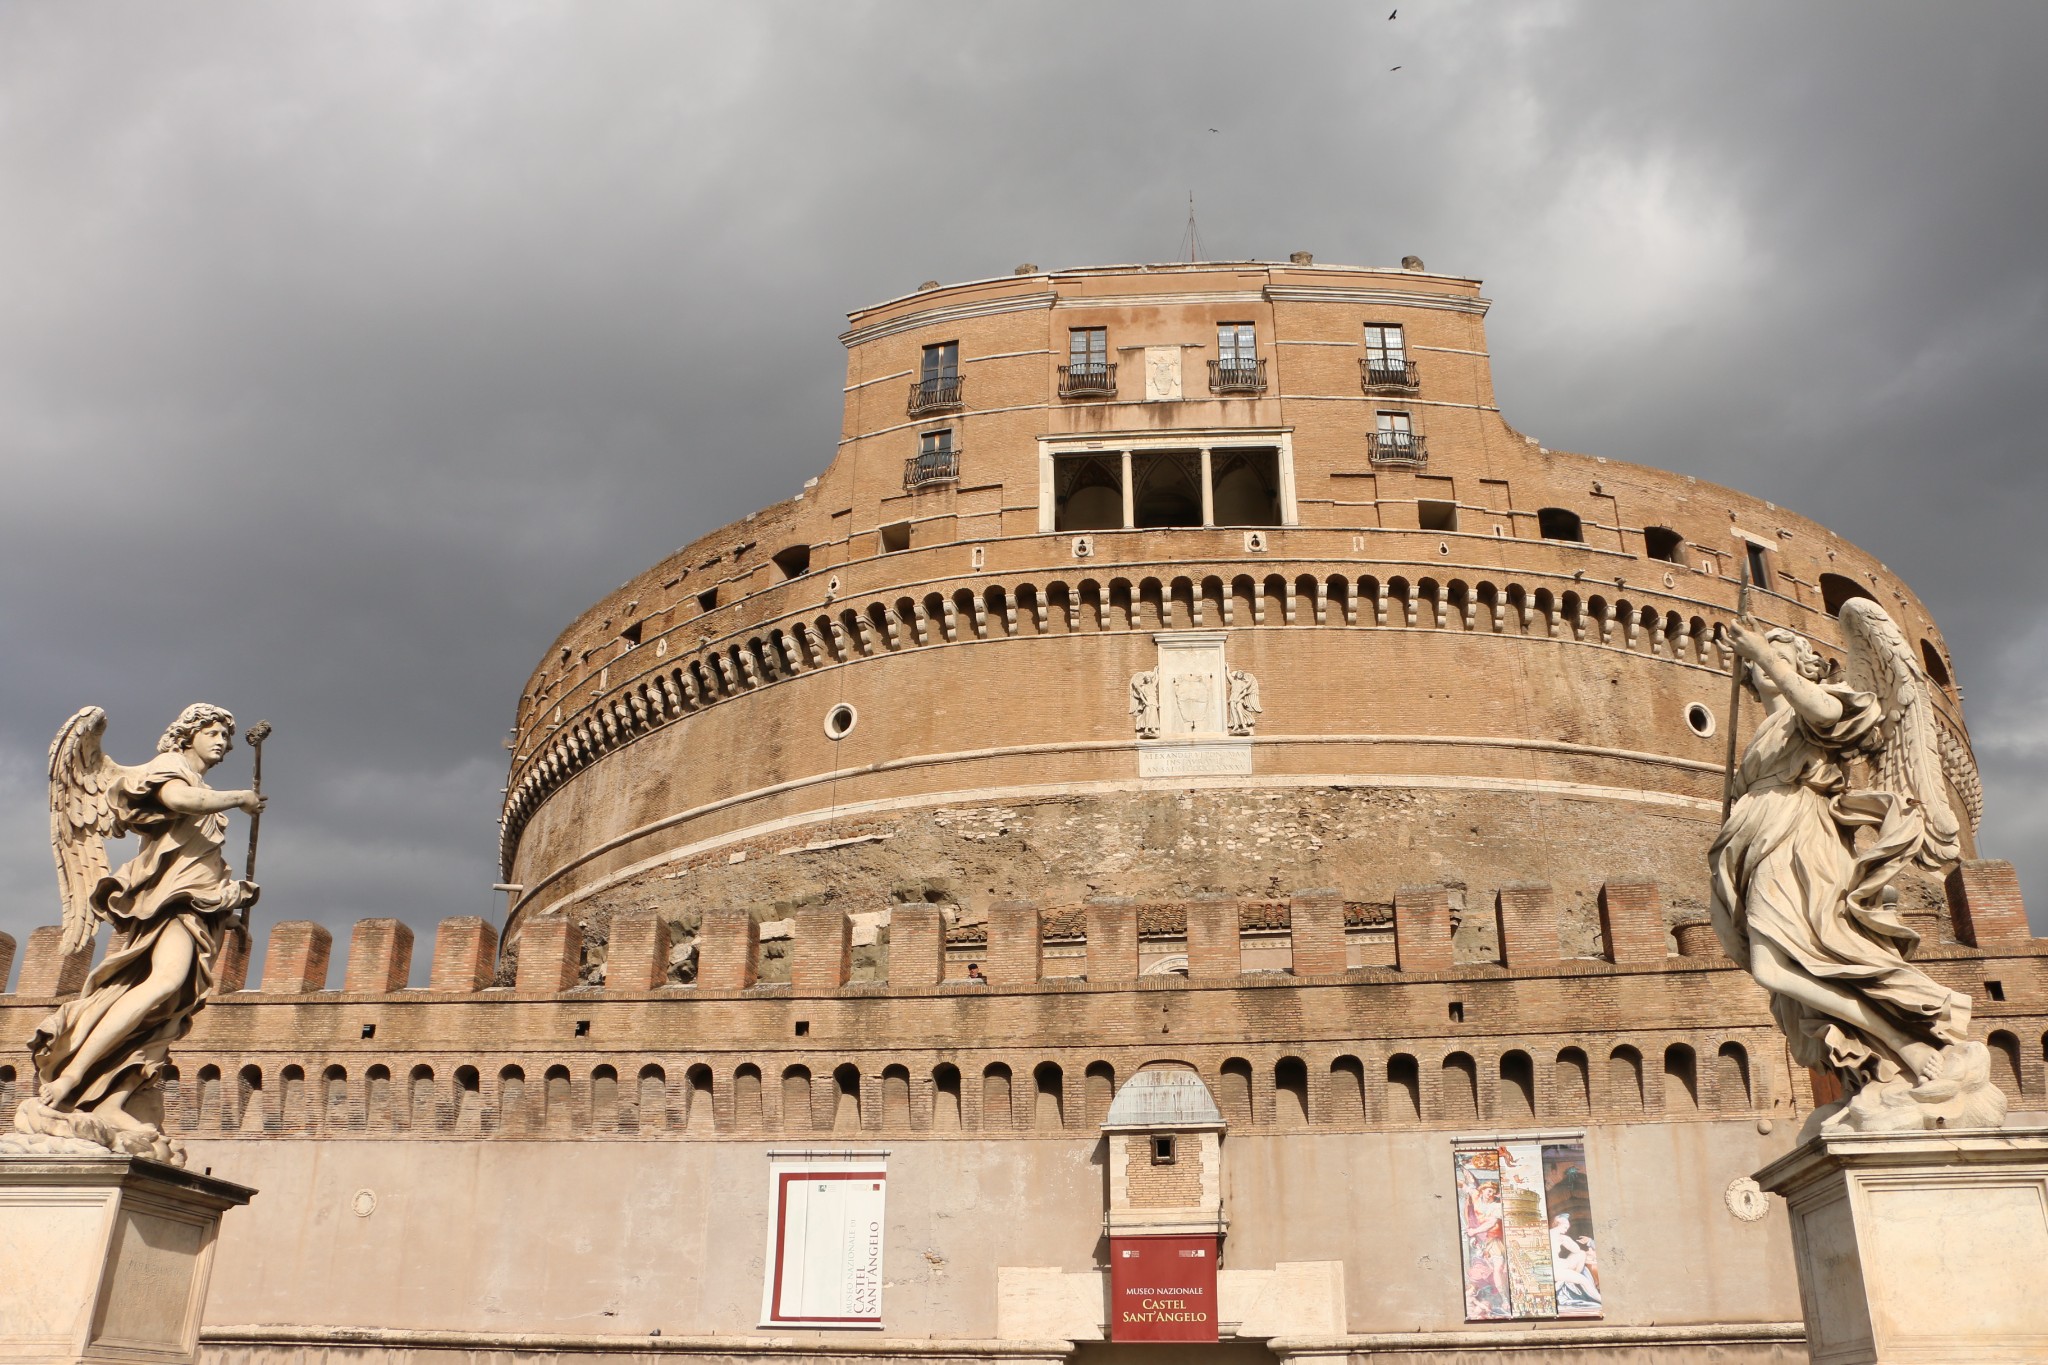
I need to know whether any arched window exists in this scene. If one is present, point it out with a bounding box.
[733,1064,762,1133]
[781,1066,813,1132]
[1554,1049,1590,1117]
[1714,1043,1751,1112]
[363,1065,389,1131]
[1989,1032,2022,1101]
[0,1066,17,1119]
[1084,1062,1116,1125]
[1662,1044,1699,1113]
[1609,1047,1643,1115]
[1274,1057,1309,1127]
[1820,573,1878,616]
[497,1066,526,1134]
[238,1066,266,1133]
[1441,1053,1478,1123]
[1643,526,1685,563]
[833,1065,863,1133]
[280,1065,307,1132]
[1386,1054,1421,1122]
[322,1065,349,1129]
[932,1064,963,1133]
[637,1065,668,1132]
[1032,1063,1065,1131]
[1921,640,1952,688]
[1329,1056,1366,1125]
[455,1066,482,1129]
[1498,1051,1535,1122]
[1537,507,1584,542]
[881,1066,911,1130]
[1219,1058,1254,1126]
[409,1065,439,1131]
[981,1063,1013,1130]
[544,1065,573,1133]
[591,1066,620,1131]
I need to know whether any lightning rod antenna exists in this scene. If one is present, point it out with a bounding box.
[1180,193,1204,263]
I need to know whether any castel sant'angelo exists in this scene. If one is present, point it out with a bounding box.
[4,257,2042,1363]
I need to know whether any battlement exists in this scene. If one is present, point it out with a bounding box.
[1,864,2038,1147]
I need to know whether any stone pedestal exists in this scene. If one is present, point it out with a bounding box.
[1754,1127,2048,1364]
[0,1155,254,1365]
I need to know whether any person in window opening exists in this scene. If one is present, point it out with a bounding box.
[965,963,988,984]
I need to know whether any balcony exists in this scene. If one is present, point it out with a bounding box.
[1058,363,1117,399]
[1207,358,1267,395]
[1368,430,1428,469]
[903,448,960,490]
[1359,357,1420,394]
[907,374,964,416]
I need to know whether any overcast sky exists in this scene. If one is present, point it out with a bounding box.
[4,2,2045,984]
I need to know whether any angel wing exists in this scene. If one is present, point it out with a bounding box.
[48,706,128,954]
[1839,600,1962,865]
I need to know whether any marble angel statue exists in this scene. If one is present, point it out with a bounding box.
[1711,601,2000,1132]
[8,704,265,1163]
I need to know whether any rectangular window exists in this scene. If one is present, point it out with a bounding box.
[1745,541,1771,590]
[1069,328,1107,369]
[1364,324,1406,367]
[1218,323,1256,365]
[1377,411,1414,444]
[920,429,953,456]
[921,341,959,381]
[1151,1135,1176,1164]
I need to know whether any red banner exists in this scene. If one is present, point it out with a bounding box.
[1108,1235,1219,1342]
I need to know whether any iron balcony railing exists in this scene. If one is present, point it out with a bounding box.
[907,374,964,416]
[1360,357,1420,393]
[1368,430,1429,469]
[903,448,960,490]
[1058,362,1117,398]
[1208,357,1267,394]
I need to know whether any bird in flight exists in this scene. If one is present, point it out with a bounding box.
[1388,8,1397,18]
[1209,127,1219,132]
[1390,64,1403,71]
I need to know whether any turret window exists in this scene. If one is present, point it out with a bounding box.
[908,342,963,415]
[1362,324,1418,392]
[1060,327,1116,398]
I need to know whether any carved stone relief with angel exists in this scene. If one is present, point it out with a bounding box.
[1711,600,2001,1133]
[6,704,265,1164]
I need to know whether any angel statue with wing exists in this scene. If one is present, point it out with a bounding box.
[9,703,264,1163]
[1711,600,2001,1133]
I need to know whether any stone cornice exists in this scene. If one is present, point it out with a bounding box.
[840,292,1057,348]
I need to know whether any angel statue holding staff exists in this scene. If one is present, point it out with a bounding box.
[1711,600,2002,1133]
[8,703,265,1163]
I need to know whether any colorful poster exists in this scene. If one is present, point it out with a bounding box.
[1453,1148,1512,1319]
[759,1154,887,1329]
[1108,1235,1220,1342]
[1455,1140,1601,1322]
[1543,1141,1602,1317]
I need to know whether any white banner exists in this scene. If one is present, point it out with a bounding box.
[759,1152,888,1329]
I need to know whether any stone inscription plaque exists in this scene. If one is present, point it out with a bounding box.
[1138,741,1253,778]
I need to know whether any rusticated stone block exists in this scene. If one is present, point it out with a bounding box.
[429,916,499,993]
[791,907,851,994]
[608,908,671,990]
[1289,887,1346,976]
[1395,886,1453,972]
[1495,884,1561,969]
[888,904,945,987]
[1185,896,1240,979]
[260,921,332,994]
[1948,859,2031,947]
[15,926,90,999]
[1085,898,1138,982]
[514,915,581,993]
[344,918,415,993]
[698,908,758,991]
[985,900,1042,986]
[1598,881,1670,965]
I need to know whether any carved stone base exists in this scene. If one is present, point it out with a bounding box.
[1754,1126,2048,1364]
[0,1154,254,1365]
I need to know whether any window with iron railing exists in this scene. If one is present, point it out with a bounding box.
[1211,323,1264,392]
[909,341,963,415]
[904,430,959,490]
[1361,323,1418,392]
[1370,411,1427,467]
[1060,327,1115,397]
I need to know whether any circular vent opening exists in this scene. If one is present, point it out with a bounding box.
[1684,703,1716,738]
[824,703,858,740]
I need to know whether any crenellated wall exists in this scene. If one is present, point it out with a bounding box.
[3,865,2038,1145]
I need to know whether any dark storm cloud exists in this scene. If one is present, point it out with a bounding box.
[4,1,2045,980]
